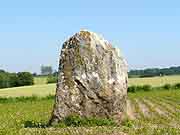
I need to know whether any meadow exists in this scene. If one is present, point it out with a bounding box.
[129,75,180,86]
[0,76,180,135]
[1,75,180,97]
[34,76,48,85]
[0,84,56,97]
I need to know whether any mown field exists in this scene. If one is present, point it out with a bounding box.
[129,75,180,86]
[1,75,180,97]
[0,84,56,97]
[0,89,179,135]
[34,76,48,85]
[0,76,180,135]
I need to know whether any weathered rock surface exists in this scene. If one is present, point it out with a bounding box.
[50,30,128,125]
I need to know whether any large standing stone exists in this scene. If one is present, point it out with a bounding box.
[50,30,128,125]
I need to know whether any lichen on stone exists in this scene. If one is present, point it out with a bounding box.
[50,30,128,125]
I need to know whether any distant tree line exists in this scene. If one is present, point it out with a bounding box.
[0,70,34,89]
[32,65,57,77]
[40,65,53,76]
[128,66,180,78]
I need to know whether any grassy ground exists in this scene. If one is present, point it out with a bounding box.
[128,90,180,128]
[129,75,180,86]
[0,90,179,135]
[0,84,56,97]
[34,76,47,85]
[0,75,180,134]
[1,75,180,97]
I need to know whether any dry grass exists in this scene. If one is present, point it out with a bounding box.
[0,84,56,97]
[129,75,180,86]
[0,75,180,97]
[34,76,47,85]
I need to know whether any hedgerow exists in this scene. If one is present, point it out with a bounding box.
[0,70,34,88]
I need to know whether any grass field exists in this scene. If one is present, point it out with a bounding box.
[0,90,179,134]
[0,84,56,97]
[1,75,180,97]
[129,75,180,86]
[0,76,180,134]
[34,76,48,85]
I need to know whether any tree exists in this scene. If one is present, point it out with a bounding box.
[41,65,53,75]
[32,72,37,77]
[128,66,180,78]
[0,71,10,88]
[0,70,34,88]
[16,72,34,86]
[9,73,18,87]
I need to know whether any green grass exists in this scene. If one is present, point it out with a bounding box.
[0,89,179,135]
[0,84,56,97]
[0,75,180,134]
[0,96,54,134]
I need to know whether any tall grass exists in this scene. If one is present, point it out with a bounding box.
[0,94,54,103]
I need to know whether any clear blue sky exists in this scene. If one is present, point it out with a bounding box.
[0,0,180,73]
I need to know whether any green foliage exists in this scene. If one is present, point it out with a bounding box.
[16,72,34,86]
[0,70,34,89]
[128,85,152,93]
[128,82,180,93]
[24,120,47,128]
[0,71,10,88]
[121,119,134,128]
[47,75,57,84]
[128,86,137,93]
[0,95,54,103]
[141,85,152,91]
[128,66,180,78]
[9,73,19,87]
[57,115,117,127]
[163,83,171,90]
[174,83,180,89]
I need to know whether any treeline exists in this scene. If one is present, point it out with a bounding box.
[0,70,34,89]
[128,66,180,78]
